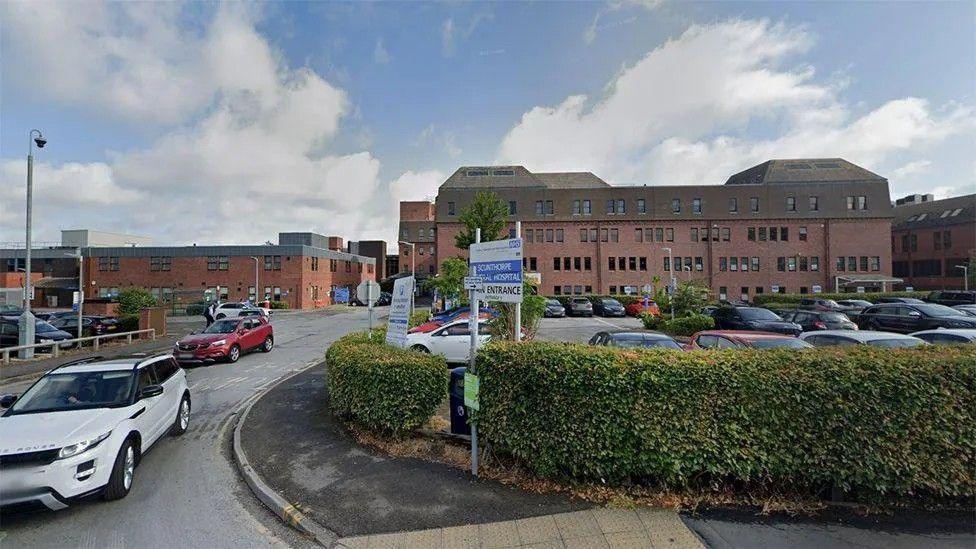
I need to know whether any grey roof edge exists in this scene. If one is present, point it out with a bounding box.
[0,245,376,264]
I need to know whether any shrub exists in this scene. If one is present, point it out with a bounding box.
[117,288,156,315]
[659,314,714,336]
[116,314,139,332]
[476,342,975,500]
[326,332,447,434]
[640,313,661,330]
[752,291,925,306]
[269,301,289,310]
[409,310,430,328]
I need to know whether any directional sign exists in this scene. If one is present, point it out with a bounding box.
[463,276,485,290]
[469,238,523,303]
[464,372,480,411]
[356,280,382,306]
[386,276,414,348]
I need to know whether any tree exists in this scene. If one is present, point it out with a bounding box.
[455,191,509,249]
[423,257,469,305]
[655,281,710,318]
[117,287,157,315]
[487,282,547,341]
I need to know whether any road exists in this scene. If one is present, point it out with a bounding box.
[0,308,382,548]
[535,314,644,342]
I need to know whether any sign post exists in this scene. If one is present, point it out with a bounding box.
[357,280,382,337]
[386,276,414,348]
[469,229,481,477]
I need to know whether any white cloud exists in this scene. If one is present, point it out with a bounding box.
[585,0,662,44]
[390,170,446,204]
[373,39,392,64]
[500,18,974,187]
[891,159,932,179]
[441,18,456,58]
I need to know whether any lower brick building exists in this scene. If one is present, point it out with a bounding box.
[2,231,377,310]
[891,194,975,290]
[402,159,900,300]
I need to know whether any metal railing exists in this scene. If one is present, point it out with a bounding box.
[1,329,157,365]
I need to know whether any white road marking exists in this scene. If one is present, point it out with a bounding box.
[591,316,628,329]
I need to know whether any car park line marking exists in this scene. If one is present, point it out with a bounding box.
[592,316,628,329]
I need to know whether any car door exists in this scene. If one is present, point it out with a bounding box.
[726,310,747,330]
[715,336,740,349]
[440,323,472,362]
[899,306,924,333]
[238,318,258,350]
[694,334,718,349]
[133,365,169,444]
[152,358,182,426]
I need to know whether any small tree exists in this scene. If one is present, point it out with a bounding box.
[487,282,546,341]
[455,191,509,249]
[656,281,710,318]
[423,257,469,305]
[117,287,157,315]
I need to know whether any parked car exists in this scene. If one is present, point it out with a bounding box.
[593,298,626,317]
[173,316,273,364]
[688,330,813,349]
[566,297,594,317]
[772,309,798,321]
[36,311,78,323]
[855,303,976,333]
[212,302,272,320]
[409,310,494,334]
[789,310,858,332]
[834,299,873,319]
[543,299,566,318]
[800,330,927,348]
[0,305,22,316]
[49,315,120,338]
[710,306,802,336]
[798,298,844,311]
[953,304,976,317]
[0,354,190,510]
[588,330,681,349]
[874,297,925,304]
[926,290,976,306]
[910,328,976,345]
[625,300,661,317]
[0,317,75,349]
[406,319,491,363]
[352,291,391,307]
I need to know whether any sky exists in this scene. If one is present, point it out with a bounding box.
[1,1,973,249]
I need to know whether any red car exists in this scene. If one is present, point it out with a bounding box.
[175,316,274,364]
[686,330,813,350]
[626,300,661,317]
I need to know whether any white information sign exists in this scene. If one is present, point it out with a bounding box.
[463,276,485,290]
[469,238,523,303]
[385,276,414,348]
[812,285,822,294]
[771,285,780,294]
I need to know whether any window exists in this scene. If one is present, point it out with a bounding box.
[788,257,797,271]
[609,286,617,295]
[207,256,229,271]
[530,257,537,271]
[719,257,728,271]
[799,227,807,241]
[590,228,598,242]
[618,257,625,270]
[637,199,646,213]
[564,257,572,270]
[729,197,738,213]
[584,257,592,270]
[944,230,952,249]
[799,257,808,271]
[635,228,643,242]
[574,257,581,271]
[846,196,855,210]
[535,201,544,215]
[526,230,534,243]
[758,227,767,241]
[809,257,818,271]
[663,257,671,271]
[750,197,759,213]
[629,257,637,271]
[311,257,319,271]
[748,227,756,241]
[910,234,917,251]
[848,256,857,271]
[508,228,516,239]
[740,256,749,272]
[777,257,786,271]
[610,228,618,242]
[608,257,615,271]
[556,229,564,243]
[580,228,588,242]
[546,229,554,242]
[786,196,796,211]
[730,257,739,271]
[750,257,760,271]
[684,257,692,271]
[690,228,698,242]
[582,200,591,215]
[655,228,664,242]
[150,256,171,271]
[692,198,702,214]
[665,228,674,241]
[770,227,778,241]
[809,196,819,211]
[418,247,424,255]
[870,256,880,271]
[639,257,647,271]
[98,256,120,272]
[836,257,845,272]
[606,199,615,214]
[448,202,456,215]
[553,257,561,271]
[860,256,868,272]
[780,227,788,241]
[616,199,626,214]
[721,227,730,241]
[264,255,281,271]
[508,201,517,215]
[694,257,703,271]
[553,286,561,295]
[934,231,941,250]
[671,198,681,213]
[912,259,942,276]
[572,200,581,215]
[857,196,867,210]
[545,200,554,215]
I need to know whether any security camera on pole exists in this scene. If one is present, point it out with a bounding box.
[18,129,46,359]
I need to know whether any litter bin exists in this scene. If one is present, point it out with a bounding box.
[449,367,471,436]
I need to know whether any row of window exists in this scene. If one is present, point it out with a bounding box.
[445,194,865,217]
[897,230,953,253]
[892,258,969,278]
[404,245,436,256]
[719,257,763,272]
[98,257,120,271]
[150,256,172,271]
[400,227,436,239]
[905,208,964,222]
[747,226,807,242]
[524,225,816,245]
[775,256,821,272]
[834,256,881,272]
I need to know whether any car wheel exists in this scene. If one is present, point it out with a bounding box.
[216,313,226,320]
[171,394,191,436]
[227,344,241,363]
[104,438,136,501]
[411,345,430,354]
[261,336,274,352]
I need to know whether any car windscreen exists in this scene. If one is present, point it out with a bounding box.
[8,370,134,414]
[35,320,61,333]
[821,300,840,307]
[546,300,561,306]
[749,338,812,349]
[609,335,680,349]
[204,319,240,334]
[914,304,965,317]
[738,308,781,321]
[867,338,927,348]
[572,299,590,304]
[602,299,621,306]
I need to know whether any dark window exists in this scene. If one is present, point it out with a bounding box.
[692,198,702,214]
[663,257,670,271]
[719,257,727,271]
[770,228,778,241]
[848,256,857,271]
[574,257,581,271]
[448,202,456,215]
[750,197,759,212]
[799,257,808,271]
[780,227,788,241]
[934,231,941,250]
[777,257,785,271]
[944,230,952,249]
[729,197,738,212]
[618,257,626,270]
[608,257,615,271]
[809,196,819,211]
[154,358,179,382]
[553,257,561,271]
[639,257,646,271]
[748,227,756,241]
[836,257,845,272]
[912,259,942,276]
[683,257,692,271]
[637,199,646,213]
[584,257,592,271]
[671,198,681,213]
[860,256,868,271]
[564,257,572,270]
[508,201,517,215]
[892,260,909,277]
[629,257,637,271]
[910,234,917,251]
[530,257,537,271]
[799,227,807,241]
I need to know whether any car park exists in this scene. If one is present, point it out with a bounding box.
[0,354,190,510]
[800,330,927,348]
[688,330,813,349]
[625,300,661,317]
[789,310,858,331]
[909,328,976,345]
[543,299,566,318]
[953,304,976,317]
[926,290,976,306]
[710,306,802,336]
[406,319,491,363]
[588,330,682,349]
[593,298,626,317]
[566,297,594,317]
[855,303,976,333]
[174,317,274,364]
[49,315,119,338]
[1,317,75,349]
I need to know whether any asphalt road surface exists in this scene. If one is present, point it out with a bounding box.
[0,308,382,548]
[536,314,644,343]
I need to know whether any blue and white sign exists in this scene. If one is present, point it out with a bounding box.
[386,276,415,348]
[469,238,523,303]
[334,287,350,304]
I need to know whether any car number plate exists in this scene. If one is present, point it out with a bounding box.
[177,352,193,359]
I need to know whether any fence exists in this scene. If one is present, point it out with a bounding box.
[1,328,156,365]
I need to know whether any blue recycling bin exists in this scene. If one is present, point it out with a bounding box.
[449,367,471,436]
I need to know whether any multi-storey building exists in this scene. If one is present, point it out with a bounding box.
[891,194,975,290]
[2,231,376,309]
[397,201,438,280]
[402,159,899,300]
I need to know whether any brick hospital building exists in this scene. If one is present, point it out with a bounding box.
[400,159,899,300]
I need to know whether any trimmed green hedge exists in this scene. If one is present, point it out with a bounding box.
[476,342,975,499]
[752,291,925,306]
[269,301,289,310]
[325,332,447,434]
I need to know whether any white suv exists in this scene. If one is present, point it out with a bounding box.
[0,354,190,510]
[213,302,272,320]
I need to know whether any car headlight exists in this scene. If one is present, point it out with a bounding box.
[58,431,111,460]
[210,339,227,347]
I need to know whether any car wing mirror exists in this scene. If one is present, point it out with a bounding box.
[139,385,164,399]
[0,393,18,408]
[908,311,921,317]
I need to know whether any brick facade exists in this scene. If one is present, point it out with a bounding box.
[891,194,975,290]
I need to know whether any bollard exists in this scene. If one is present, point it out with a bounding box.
[94,337,100,350]
[126,334,133,344]
[52,344,59,358]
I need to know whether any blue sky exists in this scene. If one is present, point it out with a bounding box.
[1,1,973,245]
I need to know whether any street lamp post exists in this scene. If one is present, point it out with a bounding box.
[19,129,46,358]
[249,257,260,304]
[662,247,676,320]
[956,265,969,291]
[398,241,416,317]
[64,248,84,342]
